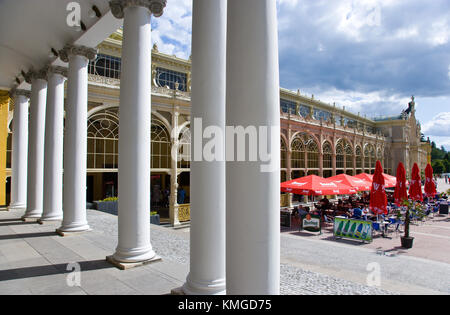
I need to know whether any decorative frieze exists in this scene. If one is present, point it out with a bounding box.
[47,66,68,79]
[109,0,167,18]
[59,44,98,63]
[9,88,31,99]
[24,68,48,84]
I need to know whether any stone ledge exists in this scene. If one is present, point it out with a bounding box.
[21,217,40,222]
[106,255,162,270]
[170,286,186,295]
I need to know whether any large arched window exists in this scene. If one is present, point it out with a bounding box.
[151,118,171,169]
[322,141,332,169]
[178,125,191,169]
[345,143,353,170]
[355,146,362,169]
[336,141,344,169]
[281,138,287,169]
[364,145,370,170]
[87,108,119,169]
[307,139,319,169]
[370,145,376,170]
[291,136,305,169]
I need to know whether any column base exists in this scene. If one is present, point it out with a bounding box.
[22,210,43,220]
[38,218,62,225]
[57,221,90,233]
[8,203,26,212]
[39,213,63,223]
[55,228,91,237]
[182,275,226,295]
[106,254,161,270]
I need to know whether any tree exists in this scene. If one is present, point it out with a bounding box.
[432,160,445,174]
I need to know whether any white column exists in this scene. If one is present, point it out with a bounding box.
[8,90,30,211]
[109,0,166,263]
[57,45,97,232]
[40,67,67,221]
[22,70,47,219]
[226,0,281,294]
[170,111,180,227]
[182,0,226,295]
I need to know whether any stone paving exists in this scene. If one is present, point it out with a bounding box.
[1,207,449,295]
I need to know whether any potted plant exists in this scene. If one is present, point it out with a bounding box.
[150,211,160,225]
[400,200,425,249]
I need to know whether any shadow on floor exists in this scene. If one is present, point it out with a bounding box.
[0,218,23,223]
[0,259,113,281]
[0,231,58,241]
[0,221,39,227]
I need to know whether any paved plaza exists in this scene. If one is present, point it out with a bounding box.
[0,205,448,295]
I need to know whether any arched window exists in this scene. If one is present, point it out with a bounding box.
[178,125,191,169]
[291,136,305,169]
[336,141,344,169]
[370,145,376,170]
[151,118,171,169]
[281,138,287,169]
[322,141,332,169]
[307,139,319,169]
[355,146,362,169]
[364,145,370,170]
[345,143,353,170]
[87,108,119,169]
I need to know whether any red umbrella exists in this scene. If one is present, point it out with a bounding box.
[394,162,408,206]
[408,163,423,202]
[354,173,373,182]
[424,163,437,197]
[370,160,388,215]
[328,174,372,191]
[281,175,358,196]
[355,172,397,188]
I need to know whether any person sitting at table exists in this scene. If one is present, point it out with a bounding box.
[352,207,363,219]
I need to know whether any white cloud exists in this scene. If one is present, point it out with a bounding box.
[422,112,450,137]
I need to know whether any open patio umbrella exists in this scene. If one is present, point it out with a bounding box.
[328,174,372,191]
[409,163,423,202]
[394,162,408,206]
[281,175,358,196]
[369,160,388,215]
[355,172,397,188]
[424,163,437,197]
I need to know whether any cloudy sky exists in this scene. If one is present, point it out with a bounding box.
[150,0,450,150]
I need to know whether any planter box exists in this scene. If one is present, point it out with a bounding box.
[150,214,160,225]
[95,201,118,214]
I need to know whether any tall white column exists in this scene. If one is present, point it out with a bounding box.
[8,89,30,211]
[226,0,281,294]
[57,45,97,233]
[40,67,67,221]
[109,0,166,263]
[182,0,226,295]
[22,69,47,219]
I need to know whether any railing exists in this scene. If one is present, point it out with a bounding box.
[178,204,191,222]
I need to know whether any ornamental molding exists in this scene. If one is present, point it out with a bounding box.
[59,44,98,63]
[24,67,48,84]
[9,88,31,99]
[109,0,167,19]
[47,66,68,79]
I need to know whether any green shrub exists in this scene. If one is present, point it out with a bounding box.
[101,197,118,202]
[150,211,158,216]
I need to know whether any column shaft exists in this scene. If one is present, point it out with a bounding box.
[23,79,47,218]
[113,5,156,262]
[9,94,29,210]
[41,72,65,221]
[183,0,226,295]
[59,55,90,231]
[226,0,280,294]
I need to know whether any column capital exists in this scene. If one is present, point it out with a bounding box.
[47,66,68,79]
[24,68,48,84]
[59,44,98,63]
[109,0,167,19]
[9,88,31,99]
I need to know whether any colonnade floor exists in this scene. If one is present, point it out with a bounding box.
[0,208,189,295]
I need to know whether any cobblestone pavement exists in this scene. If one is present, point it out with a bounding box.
[88,209,401,295]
